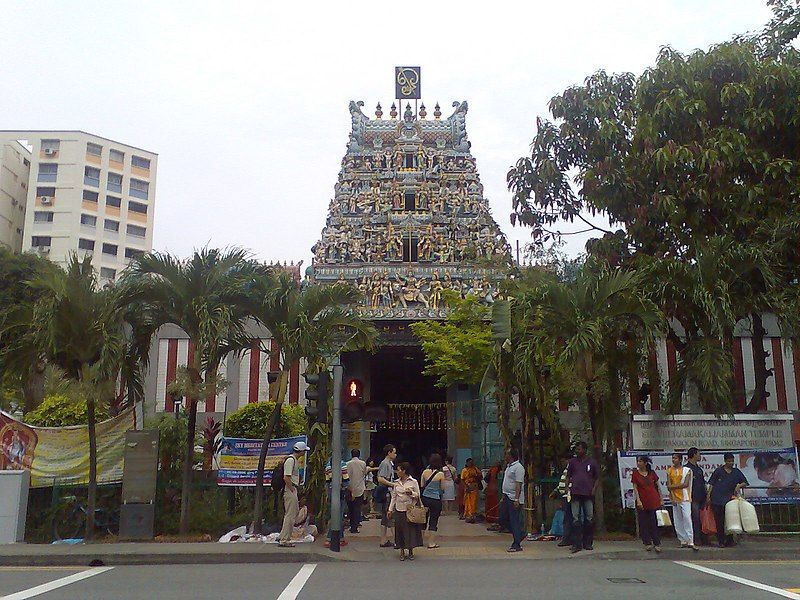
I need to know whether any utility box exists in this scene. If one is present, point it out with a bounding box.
[0,470,30,543]
[119,430,159,540]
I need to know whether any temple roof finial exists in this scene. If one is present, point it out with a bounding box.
[419,103,427,119]
[434,102,441,120]
[375,103,383,119]
[390,103,397,119]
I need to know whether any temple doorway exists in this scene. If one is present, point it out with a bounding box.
[367,345,447,475]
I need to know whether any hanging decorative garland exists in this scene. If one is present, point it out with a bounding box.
[380,403,448,430]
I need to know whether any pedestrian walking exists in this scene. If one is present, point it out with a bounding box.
[461,457,482,523]
[707,452,749,547]
[376,444,397,548]
[667,452,698,551]
[565,441,599,554]
[421,453,445,549]
[501,448,525,553]
[278,440,310,548]
[631,455,663,553]
[387,462,424,561]
[685,447,708,546]
[442,455,458,514]
[551,454,573,547]
[346,449,367,534]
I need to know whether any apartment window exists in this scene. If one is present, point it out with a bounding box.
[107,172,122,193]
[106,196,121,208]
[80,214,97,227]
[37,186,55,197]
[129,178,149,200]
[131,155,150,170]
[33,211,54,223]
[38,163,58,183]
[109,149,124,163]
[128,201,148,214]
[102,243,118,256]
[126,224,146,238]
[78,238,95,251]
[84,166,100,187]
[41,139,60,153]
[104,219,120,232]
[83,189,99,202]
[125,248,144,260]
[31,236,51,247]
[100,267,116,280]
[86,142,102,156]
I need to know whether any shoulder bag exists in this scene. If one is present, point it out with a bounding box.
[408,472,438,524]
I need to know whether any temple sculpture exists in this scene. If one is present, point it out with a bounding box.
[310,99,511,319]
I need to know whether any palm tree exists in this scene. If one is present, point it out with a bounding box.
[246,270,376,533]
[21,255,129,539]
[120,248,260,534]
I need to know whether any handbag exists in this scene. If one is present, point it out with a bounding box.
[656,508,672,527]
[407,500,428,524]
[700,505,716,535]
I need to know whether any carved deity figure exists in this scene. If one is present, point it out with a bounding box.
[429,273,444,309]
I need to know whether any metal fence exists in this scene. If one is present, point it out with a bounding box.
[748,487,800,534]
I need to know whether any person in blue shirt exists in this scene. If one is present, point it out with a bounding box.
[707,453,749,547]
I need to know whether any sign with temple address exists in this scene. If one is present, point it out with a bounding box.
[631,414,795,451]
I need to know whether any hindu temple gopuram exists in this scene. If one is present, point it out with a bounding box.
[310,70,510,466]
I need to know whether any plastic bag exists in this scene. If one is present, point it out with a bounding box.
[656,508,672,527]
[725,499,743,534]
[700,505,716,535]
[739,498,760,533]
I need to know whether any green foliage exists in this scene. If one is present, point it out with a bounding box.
[224,402,306,439]
[25,394,109,427]
[412,292,492,387]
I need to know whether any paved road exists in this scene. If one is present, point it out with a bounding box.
[2,560,799,599]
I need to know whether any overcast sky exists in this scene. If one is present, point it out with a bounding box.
[1,1,774,268]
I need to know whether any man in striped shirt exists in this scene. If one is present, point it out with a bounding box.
[551,454,572,546]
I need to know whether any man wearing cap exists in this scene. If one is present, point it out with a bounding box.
[279,441,309,547]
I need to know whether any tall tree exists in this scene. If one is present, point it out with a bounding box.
[246,271,376,534]
[15,255,129,539]
[121,248,260,534]
[507,27,800,412]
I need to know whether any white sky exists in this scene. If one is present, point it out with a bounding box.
[1,1,774,268]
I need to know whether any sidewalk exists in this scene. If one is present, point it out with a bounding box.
[1,514,797,566]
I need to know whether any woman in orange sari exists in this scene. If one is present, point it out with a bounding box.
[484,460,503,524]
[460,458,482,523]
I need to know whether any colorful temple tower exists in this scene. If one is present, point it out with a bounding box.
[310,89,510,467]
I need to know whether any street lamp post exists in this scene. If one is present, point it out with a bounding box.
[329,361,343,552]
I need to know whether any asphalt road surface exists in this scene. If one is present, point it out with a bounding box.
[1,560,799,599]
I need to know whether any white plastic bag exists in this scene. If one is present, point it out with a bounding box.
[656,509,672,527]
[724,499,743,535]
[739,498,760,533]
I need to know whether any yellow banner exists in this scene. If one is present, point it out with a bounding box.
[0,408,136,488]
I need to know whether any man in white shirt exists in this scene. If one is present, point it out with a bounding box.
[278,441,309,548]
[667,451,697,551]
[346,449,368,533]
[502,448,526,552]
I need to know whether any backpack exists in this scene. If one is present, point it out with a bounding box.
[272,456,291,493]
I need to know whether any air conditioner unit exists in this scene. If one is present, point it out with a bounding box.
[37,246,50,254]
[40,196,52,205]
[43,148,56,156]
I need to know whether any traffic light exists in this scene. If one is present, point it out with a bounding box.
[304,371,330,424]
[342,378,364,423]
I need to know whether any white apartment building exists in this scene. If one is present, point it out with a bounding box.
[0,131,157,280]
[0,141,31,252]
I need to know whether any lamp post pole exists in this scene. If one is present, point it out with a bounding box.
[329,360,343,551]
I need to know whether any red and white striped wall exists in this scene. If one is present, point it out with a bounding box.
[235,339,303,410]
[651,337,800,412]
[154,339,228,413]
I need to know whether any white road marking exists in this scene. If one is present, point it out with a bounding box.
[675,561,800,599]
[1,566,113,600]
[276,563,317,600]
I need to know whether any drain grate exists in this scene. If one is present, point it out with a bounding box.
[607,578,646,584]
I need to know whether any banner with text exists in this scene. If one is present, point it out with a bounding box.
[631,414,795,450]
[217,435,308,487]
[0,408,136,488]
[617,448,800,508]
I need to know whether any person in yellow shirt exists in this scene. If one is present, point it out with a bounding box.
[461,458,482,523]
[667,452,698,551]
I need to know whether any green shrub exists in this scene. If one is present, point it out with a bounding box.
[224,402,306,439]
[24,394,109,427]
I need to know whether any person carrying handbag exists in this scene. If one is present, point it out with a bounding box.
[421,453,446,549]
[631,455,664,553]
[387,462,423,561]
